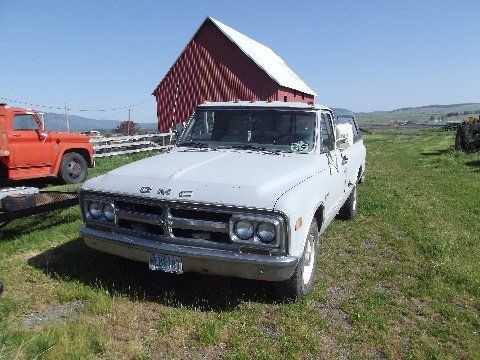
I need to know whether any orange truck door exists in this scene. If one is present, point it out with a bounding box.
[0,105,9,157]
[8,113,52,169]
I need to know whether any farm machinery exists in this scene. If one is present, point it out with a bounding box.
[455,116,480,152]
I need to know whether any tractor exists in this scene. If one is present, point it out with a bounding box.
[455,116,480,152]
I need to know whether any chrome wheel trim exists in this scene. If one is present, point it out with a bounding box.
[68,160,82,178]
[302,234,315,285]
[352,186,357,211]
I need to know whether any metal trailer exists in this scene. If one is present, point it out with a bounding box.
[0,190,78,229]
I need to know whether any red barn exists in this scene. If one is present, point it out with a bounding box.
[152,17,316,132]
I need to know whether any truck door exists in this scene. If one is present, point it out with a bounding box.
[336,116,360,186]
[0,105,9,157]
[319,112,346,216]
[8,113,52,169]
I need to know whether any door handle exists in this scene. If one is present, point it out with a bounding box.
[341,154,348,165]
[13,133,20,137]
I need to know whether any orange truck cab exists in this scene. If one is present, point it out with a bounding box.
[0,103,94,184]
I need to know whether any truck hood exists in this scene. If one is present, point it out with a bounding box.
[49,132,90,143]
[82,149,319,209]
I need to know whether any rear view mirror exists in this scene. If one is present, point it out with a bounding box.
[35,128,47,140]
[335,124,354,150]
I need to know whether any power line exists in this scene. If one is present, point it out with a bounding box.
[0,96,153,112]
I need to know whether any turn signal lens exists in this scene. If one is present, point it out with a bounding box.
[295,217,303,231]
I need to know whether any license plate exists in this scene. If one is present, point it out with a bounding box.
[149,253,183,274]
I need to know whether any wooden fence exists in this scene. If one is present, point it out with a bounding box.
[90,133,175,158]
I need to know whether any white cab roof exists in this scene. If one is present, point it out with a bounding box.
[198,101,330,111]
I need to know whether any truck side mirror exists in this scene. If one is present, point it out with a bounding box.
[173,123,185,136]
[174,123,185,134]
[35,129,48,141]
[335,124,354,150]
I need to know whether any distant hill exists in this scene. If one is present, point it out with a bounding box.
[355,103,480,124]
[43,112,158,133]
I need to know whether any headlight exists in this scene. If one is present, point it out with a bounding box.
[88,201,103,218]
[234,220,254,240]
[103,203,116,221]
[257,222,276,243]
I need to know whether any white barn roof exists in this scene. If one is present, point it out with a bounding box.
[208,17,316,97]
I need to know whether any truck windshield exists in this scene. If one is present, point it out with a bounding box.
[178,110,316,153]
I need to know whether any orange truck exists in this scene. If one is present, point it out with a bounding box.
[0,103,94,184]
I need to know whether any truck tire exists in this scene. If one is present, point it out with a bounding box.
[338,183,358,220]
[1,194,36,211]
[455,125,464,151]
[460,123,472,152]
[0,166,8,187]
[275,219,319,300]
[59,152,88,184]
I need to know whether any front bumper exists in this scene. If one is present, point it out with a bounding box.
[80,226,298,281]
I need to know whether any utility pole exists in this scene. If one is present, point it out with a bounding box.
[65,103,70,133]
[127,108,131,135]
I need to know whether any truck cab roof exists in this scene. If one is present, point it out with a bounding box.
[0,103,37,113]
[197,100,332,112]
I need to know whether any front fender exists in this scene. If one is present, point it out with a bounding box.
[51,143,94,175]
[274,169,329,258]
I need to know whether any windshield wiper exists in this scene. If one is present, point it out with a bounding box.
[220,144,283,154]
[230,144,268,151]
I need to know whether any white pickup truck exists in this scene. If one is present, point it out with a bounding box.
[79,101,366,299]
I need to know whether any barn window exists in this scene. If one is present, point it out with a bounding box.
[302,93,305,100]
[284,96,287,102]
[294,90,297,98]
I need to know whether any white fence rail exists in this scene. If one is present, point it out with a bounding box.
[91,132,175,158]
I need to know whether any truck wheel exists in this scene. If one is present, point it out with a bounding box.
[0,166,8,187]
[455,125,464,151]
[59,152,88,184]
[460,123,472,152]
[338,183,358,220]
[276,219,319,300]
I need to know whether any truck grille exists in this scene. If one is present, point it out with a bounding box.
[114,201,231,243]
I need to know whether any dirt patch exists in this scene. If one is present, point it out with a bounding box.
[22,300,86,330]
[313,301,352,332]
[178,343,227,360]
[326,283,356,303]
[376,281,393,295]
[363,240,378,249]
[318,334,349,359]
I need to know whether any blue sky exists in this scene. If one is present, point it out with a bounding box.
[1,0,479,123]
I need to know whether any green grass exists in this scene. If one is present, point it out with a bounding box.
[0,133,479,359]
